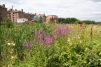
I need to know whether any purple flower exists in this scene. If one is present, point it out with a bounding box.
[39,29,43,34]
[45,36,53,45]
[56,25,70,38]
[33,29,53,45]
[34,30,38,37]
[38,29,44,40]
[38,34,43,40]
[34,30,39,44]
[42,40,46,45]
[57,26,62,35]
[25,42,31,48]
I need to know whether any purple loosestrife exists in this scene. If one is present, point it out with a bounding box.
[38,33,43,44]
[25,42,31,48]
[56,26,63,39]
[42,40,46,45]
[38,29,44,40]
[34,30,39,44]
[38,29,45,44]
[63,25,70,34]
[34,29,46,45]
[33,29,53,45]
[57,27,63,34]
[45,36,53,45]
[39,29,43,34]
[38,34,43,40]
[34,30,38,36]
[34,30,38,39]
[56,24,70,39]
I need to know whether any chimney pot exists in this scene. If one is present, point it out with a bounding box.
[21,9,23,12]
[3,4,5,7]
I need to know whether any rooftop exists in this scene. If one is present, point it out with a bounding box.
[0,4,6,8]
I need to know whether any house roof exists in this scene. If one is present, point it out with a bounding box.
[47,15,58,17]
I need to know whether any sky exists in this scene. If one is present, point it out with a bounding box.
[0,0,101,22]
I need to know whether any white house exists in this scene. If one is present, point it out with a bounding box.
[17,18,28,23]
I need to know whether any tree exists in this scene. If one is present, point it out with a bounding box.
[1,18,14,28]
[58,17,79,24]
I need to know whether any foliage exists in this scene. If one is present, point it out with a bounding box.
[58,18,100,24]
[58,18,80,24]
[0,23,101,67]
[0,18,15,28]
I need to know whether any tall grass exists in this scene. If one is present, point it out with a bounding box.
[0,23,101,67]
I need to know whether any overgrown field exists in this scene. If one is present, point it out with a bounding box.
[0,23,101,67]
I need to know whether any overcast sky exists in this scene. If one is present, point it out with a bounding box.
[0,0,101,22]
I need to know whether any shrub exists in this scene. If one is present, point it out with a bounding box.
[0,18,15,28]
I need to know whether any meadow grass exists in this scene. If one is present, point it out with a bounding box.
[0,23,101,67]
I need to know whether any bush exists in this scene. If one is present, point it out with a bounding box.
[0,18,15,28]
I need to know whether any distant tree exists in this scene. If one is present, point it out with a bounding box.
[81,20,96,24]
[58,18,65,23]
[75,20,83,24]
[70,18,79,23]
[58,17,79,24]
[1,18,14,28]
[58,17,97,24]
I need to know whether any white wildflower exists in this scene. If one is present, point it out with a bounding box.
[8,43,11,46]
[80,40,82,43]
[68,38,70,42]
[69,42,72,46]
[78,36,80,39]
[11,56,14,59]
[12,43,15,46]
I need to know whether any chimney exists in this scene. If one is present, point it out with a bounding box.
[3,4,5,7]
[21,9,23,12]
[35,13,37,15]
[15,9,17,11]
[12,5,13,10]
[10,9,12,11]
[43,13,45,16]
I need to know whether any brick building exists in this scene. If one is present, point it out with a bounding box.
[36,13,46,22]
[7,9,35,22]
[24,12,34,21]
[0,4,58,23]
[41,14,46,22]
[32,13,46,22]
[0,4,7,22]
[46,15,58,23]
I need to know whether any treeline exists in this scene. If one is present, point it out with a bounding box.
[58,18,101,24]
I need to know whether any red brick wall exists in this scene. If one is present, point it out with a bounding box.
[0,4,7,21]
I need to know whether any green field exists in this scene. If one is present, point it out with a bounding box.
[0,23,101,67]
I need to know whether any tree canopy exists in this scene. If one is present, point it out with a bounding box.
[58,17,101,24]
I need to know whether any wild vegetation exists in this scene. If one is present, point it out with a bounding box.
[0,20,101,67]
[58,18,101,24]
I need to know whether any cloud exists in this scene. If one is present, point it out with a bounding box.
[0,0,101,22]
[0,0,23,4]
[89,0,101,2]
[91,12,101,15]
